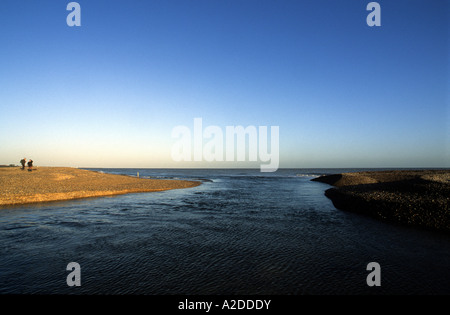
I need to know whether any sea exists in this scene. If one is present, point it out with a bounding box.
[0,168,449,295]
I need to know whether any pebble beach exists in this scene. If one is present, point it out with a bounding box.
[312,170,450,232]
[0,167,201,206]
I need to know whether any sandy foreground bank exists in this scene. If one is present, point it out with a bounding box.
[0,167,201,206]
[312,170,450,232]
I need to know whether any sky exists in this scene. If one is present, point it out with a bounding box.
[0,0,448,169]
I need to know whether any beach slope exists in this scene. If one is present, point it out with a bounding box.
[312,170,450,232]
[0,167,201,206]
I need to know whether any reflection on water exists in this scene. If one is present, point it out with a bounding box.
[0,169,449,294]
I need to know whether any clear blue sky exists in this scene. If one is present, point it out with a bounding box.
[0,0,448,168]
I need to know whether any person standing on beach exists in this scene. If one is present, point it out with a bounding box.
[20,158,26,170]
[27,159,33,172]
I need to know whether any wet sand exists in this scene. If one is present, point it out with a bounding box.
[312,170,450,232]
[0,167,201,206]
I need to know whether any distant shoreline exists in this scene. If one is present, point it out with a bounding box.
[0,167,201,207]
[312,170,450,233]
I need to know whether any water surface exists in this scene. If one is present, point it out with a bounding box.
[1,168,449,294]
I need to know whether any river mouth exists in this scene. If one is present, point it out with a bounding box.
[1,168,449,295]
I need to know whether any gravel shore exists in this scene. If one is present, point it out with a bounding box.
[312,170,450,233]
[0,167,201,206]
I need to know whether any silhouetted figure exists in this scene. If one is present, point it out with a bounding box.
[27,159,33,172]
[20,158,26,170]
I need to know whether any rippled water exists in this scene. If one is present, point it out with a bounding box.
[0,168,449,294]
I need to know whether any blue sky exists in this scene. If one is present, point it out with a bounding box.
[0,0,448,168]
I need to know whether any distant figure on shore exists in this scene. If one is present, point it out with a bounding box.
[27,159,33,172]
[20,158,26,170]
